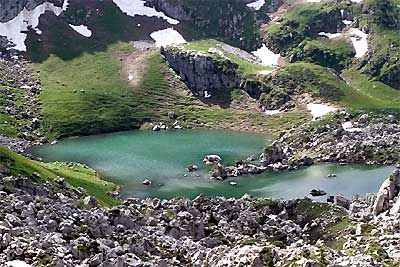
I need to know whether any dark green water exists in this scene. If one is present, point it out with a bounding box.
[33,130,394,200]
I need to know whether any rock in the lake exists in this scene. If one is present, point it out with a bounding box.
[310,189,327,197]
[186,165,199,172]
[142,179,152,186]
[203,155,222,165]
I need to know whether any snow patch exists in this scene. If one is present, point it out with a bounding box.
[204,91,212,98]
[350,0,363,3]
[342,121,363,132]
[247,0,265,10]
[69,24,92,37]
[258,70,274,75]
[6,260,32,267]
[307,103,337,120]
[0,2,65,51]
[348,28,368,58]
[150,28,186,47]
[265,109,282,115]
[318,32,343,39]
[251,44,280,67]
[62,0,70,11]
[112,0,179,25]
[343,20,353,25]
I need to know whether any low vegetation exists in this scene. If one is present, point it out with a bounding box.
[0,145,119,207]
[360,0,400,89]
[291,39,355,70]
[37,42,152,138]
[265,2,349,54]
[263,62,400,112]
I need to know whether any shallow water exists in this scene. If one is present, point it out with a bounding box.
[33,130,394,200]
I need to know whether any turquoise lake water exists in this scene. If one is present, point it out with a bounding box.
[33,130,394,200]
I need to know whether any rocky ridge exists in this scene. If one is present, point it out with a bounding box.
[0,54,46,155]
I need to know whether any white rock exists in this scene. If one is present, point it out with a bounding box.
[6,260,31,267]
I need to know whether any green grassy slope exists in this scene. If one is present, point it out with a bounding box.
[265,2,349,53]
[267,62,400,112]
[360,0,400,89]
[0,145,120,207]
[38,42,151,138]
[341,70,400,112]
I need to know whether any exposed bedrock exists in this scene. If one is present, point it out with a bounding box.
[161,46,267,100]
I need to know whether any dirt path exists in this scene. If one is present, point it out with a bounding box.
[121,49,152,87]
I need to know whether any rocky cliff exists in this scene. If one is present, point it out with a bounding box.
[161,46,241,99]
[0,0,63,22]
[161,46,268,101]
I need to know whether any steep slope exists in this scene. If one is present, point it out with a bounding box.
[0,145,120,206]
[359,0,400,89]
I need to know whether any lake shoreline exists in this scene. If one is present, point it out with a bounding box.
[32,129,395,201]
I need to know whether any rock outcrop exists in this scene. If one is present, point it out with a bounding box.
[258,112,400,171]
[161,46,268,101]
[161,46,240,99]
[373,165,400,215]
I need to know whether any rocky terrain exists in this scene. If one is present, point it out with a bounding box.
[0,163,400,266]
[0,0,400,266]
[0,54,46,155]
[259,112,400,171]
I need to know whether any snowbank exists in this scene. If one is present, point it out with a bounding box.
[112,0,179,25]
[348,28,368,58]
[265,109,282,115]
[318,32,343,39]
[69,24,92,37]
[247,0,265,10]
[0,2,66,51]
[307,103,337,120]
[150,28,186,47]
[252,44,280,67]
